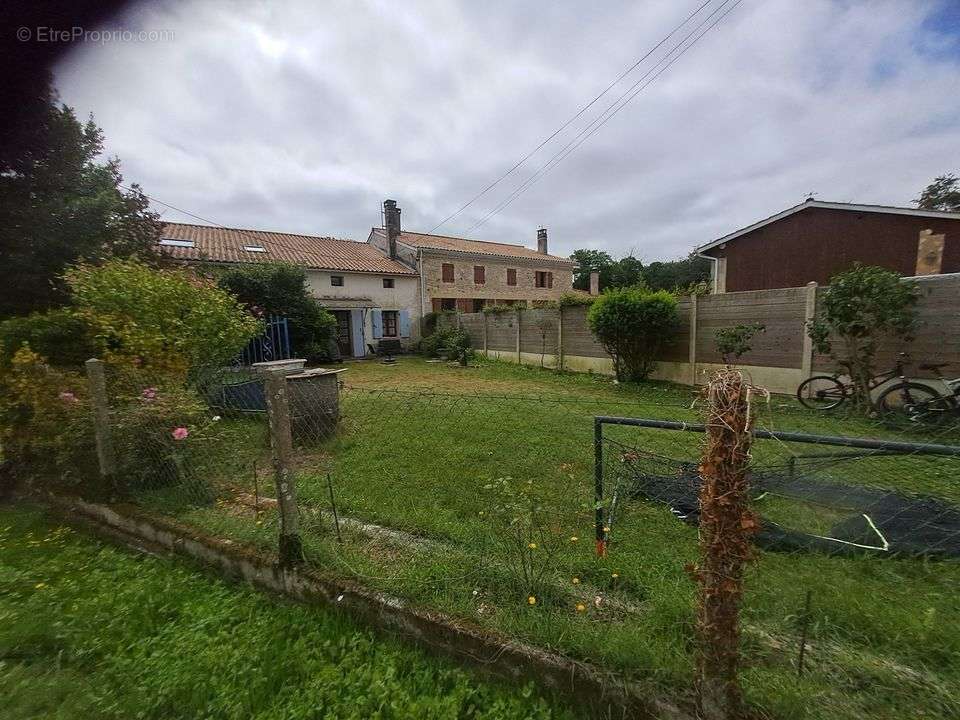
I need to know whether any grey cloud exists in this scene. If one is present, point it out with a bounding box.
[54,0,960,260]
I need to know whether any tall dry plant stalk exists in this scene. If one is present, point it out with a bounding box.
[691,369,759,720]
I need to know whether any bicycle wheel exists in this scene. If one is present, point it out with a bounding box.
[876,382,957,426]
[796,375,847,410]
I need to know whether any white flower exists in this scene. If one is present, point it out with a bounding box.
[211,415,221,422]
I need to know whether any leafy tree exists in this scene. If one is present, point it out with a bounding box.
[587,287,679,382]
[915,172,960,212]
[642,253,712,292]
[217,263,336,362]
[807,265,918,413]
[571,249,614,291]
[714,323,765,364]
[0,308,96,369]
[0,82,161,318]
[66,259,262,376]
[610,256,645,288]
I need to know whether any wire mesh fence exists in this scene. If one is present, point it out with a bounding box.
[74,357,960,718]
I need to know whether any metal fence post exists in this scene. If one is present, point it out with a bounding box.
[263,369,304,566]
[594,418,606,557]
[84,359,117,495]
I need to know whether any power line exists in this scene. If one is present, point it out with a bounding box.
[466,0,742,233]
[427,0,717,235]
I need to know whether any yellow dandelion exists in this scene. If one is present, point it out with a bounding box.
[569,536,579,542]
[571,577,580,585]
[611,572,620,579]
[576,603,586,612]
[35,583,46,589]
[527,542,537,550]
[603,526,610,533]
[527,595,537,605]
[478,510,485,517]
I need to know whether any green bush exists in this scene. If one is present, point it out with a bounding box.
[0,347,97,489]
[217,263,336,362]
[66,259,261,376]
[0,308,96,369]
[558,292,595,308]
[714,322,765,364]
[807,264,918,413]
[420,327,471,359]
[587,287,679,382]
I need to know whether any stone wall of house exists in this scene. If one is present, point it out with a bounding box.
[421,252,573,306]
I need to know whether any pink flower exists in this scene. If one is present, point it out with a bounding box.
[58,391,77,404]
[141,387,157,401]
[171,427,189,441]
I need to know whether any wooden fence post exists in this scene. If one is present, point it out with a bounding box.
[516,307,522,365]
[85,359,117,495]
[800,282,817,380]
[263,370,304,566]
[689,294,699,386]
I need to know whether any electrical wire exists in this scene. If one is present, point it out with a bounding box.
[466,0,742,233]
[426,0,718,234]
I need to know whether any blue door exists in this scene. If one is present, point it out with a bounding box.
[350,309,365,357]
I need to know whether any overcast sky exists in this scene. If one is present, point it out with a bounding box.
[54,0,960,261]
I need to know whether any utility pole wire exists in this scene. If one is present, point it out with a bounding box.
[427,0,716,234]
[466,0,742,234]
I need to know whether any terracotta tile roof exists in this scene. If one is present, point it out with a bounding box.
[159,223,417,275]
[376,228,574,265]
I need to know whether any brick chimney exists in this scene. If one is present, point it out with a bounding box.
[589,271,599,296]
[537,227,548,255]
[383,199,401,258]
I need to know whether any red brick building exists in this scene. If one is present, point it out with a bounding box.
[697,200,960,292]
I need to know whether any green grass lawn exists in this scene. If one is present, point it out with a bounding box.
[0,505,575,720]
[136,357,960,720]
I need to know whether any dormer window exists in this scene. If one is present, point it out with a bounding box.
[158,238,195,248]
[243,245,267,253]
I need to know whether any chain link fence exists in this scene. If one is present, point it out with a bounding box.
[70,357,960,719]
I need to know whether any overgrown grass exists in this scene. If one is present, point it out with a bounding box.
[0,505,575,720]
[136,357,960,720]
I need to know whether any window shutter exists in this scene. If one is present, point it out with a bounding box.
[547,272,553,289]
[371,309,383,339]
[399,310,410,338]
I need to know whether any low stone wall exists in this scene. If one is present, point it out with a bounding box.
[42,494,692,720]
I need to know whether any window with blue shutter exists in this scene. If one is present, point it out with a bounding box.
[399,310,410,338]
[371,309,383,339]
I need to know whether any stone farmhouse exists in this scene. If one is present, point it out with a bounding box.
[368,200,575,315]
[158,199,574,357]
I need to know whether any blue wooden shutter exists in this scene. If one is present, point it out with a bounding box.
[350,310,365,357]
[371,309,383,339]
[399,310,410,338]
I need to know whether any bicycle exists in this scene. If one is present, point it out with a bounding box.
[875,363,960,425]
[796,353,909,411]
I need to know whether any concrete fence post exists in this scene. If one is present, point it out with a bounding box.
[688,294,699,386]
[483,311,489,356]
[516,307,522,365]
[263,370,304,566]
[800,282,818,380]
[84,358,117,495]
[557,306,565,371]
